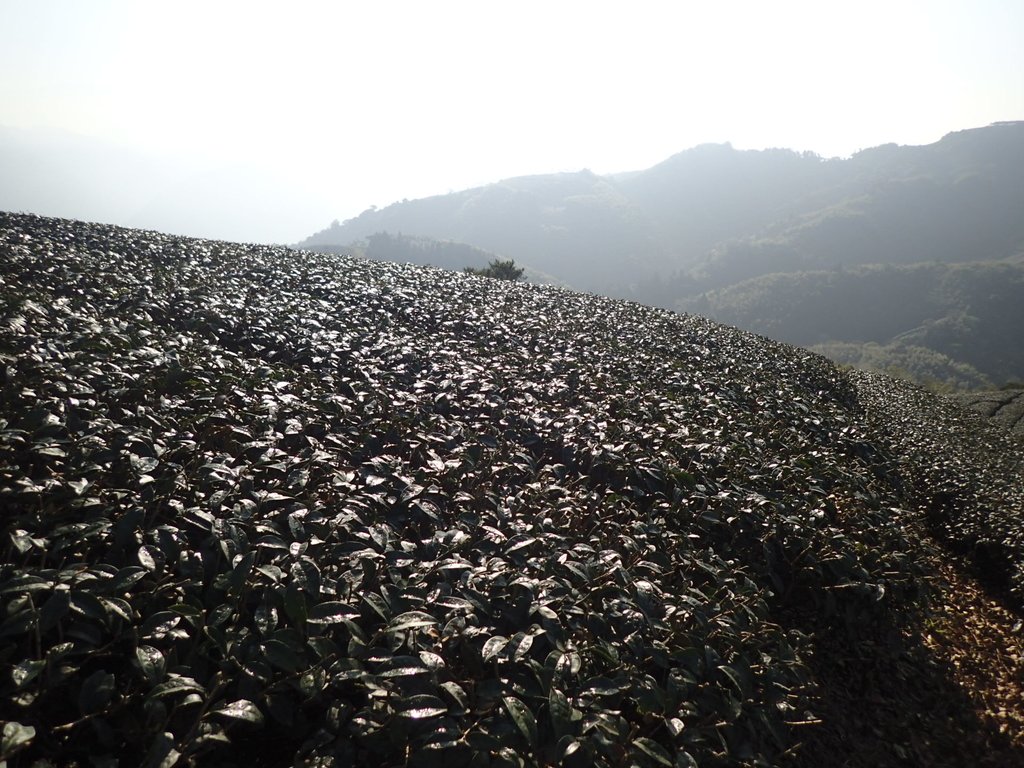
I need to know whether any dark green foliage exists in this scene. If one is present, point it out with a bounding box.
[0,212,1019,766]
[811,341,990,392]
[463,258,524,281]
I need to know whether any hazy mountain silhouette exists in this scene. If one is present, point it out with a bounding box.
[302,169,661,292]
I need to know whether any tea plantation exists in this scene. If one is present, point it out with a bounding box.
[1,212,1021,766]
[946,388,1024,437]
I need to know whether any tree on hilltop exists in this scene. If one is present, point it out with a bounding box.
[463,258,524,281]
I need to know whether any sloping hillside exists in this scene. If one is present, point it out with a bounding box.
[2,213,1022,767]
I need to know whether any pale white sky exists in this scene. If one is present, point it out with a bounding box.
[2,0,1023,242]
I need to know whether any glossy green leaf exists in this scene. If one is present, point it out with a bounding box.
[212,699,264,725]
[398,694,447,719]
[11,659,45,689]
[482,635,508,662]
[1,721,36,758]
[39,589,71,631]
[548,687,573,739]
[633,737,673,766]
[78,670,116,714]
[135,645,166,685]
[388,611,438,632]
[503,695,537,747]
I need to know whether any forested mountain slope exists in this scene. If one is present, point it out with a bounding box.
[2,212,1022,767]
[693,261,1024,388]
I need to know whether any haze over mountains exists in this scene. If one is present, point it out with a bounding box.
[300,122,1024,389]
[0,125,336,244]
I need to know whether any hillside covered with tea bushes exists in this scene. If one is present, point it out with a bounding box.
[1,212,1022,767]
[947,388,1024,436]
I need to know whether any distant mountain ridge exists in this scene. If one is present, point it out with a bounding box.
[299,122,1024,291]
[298,122,1024,387]
[301,169,659,292]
